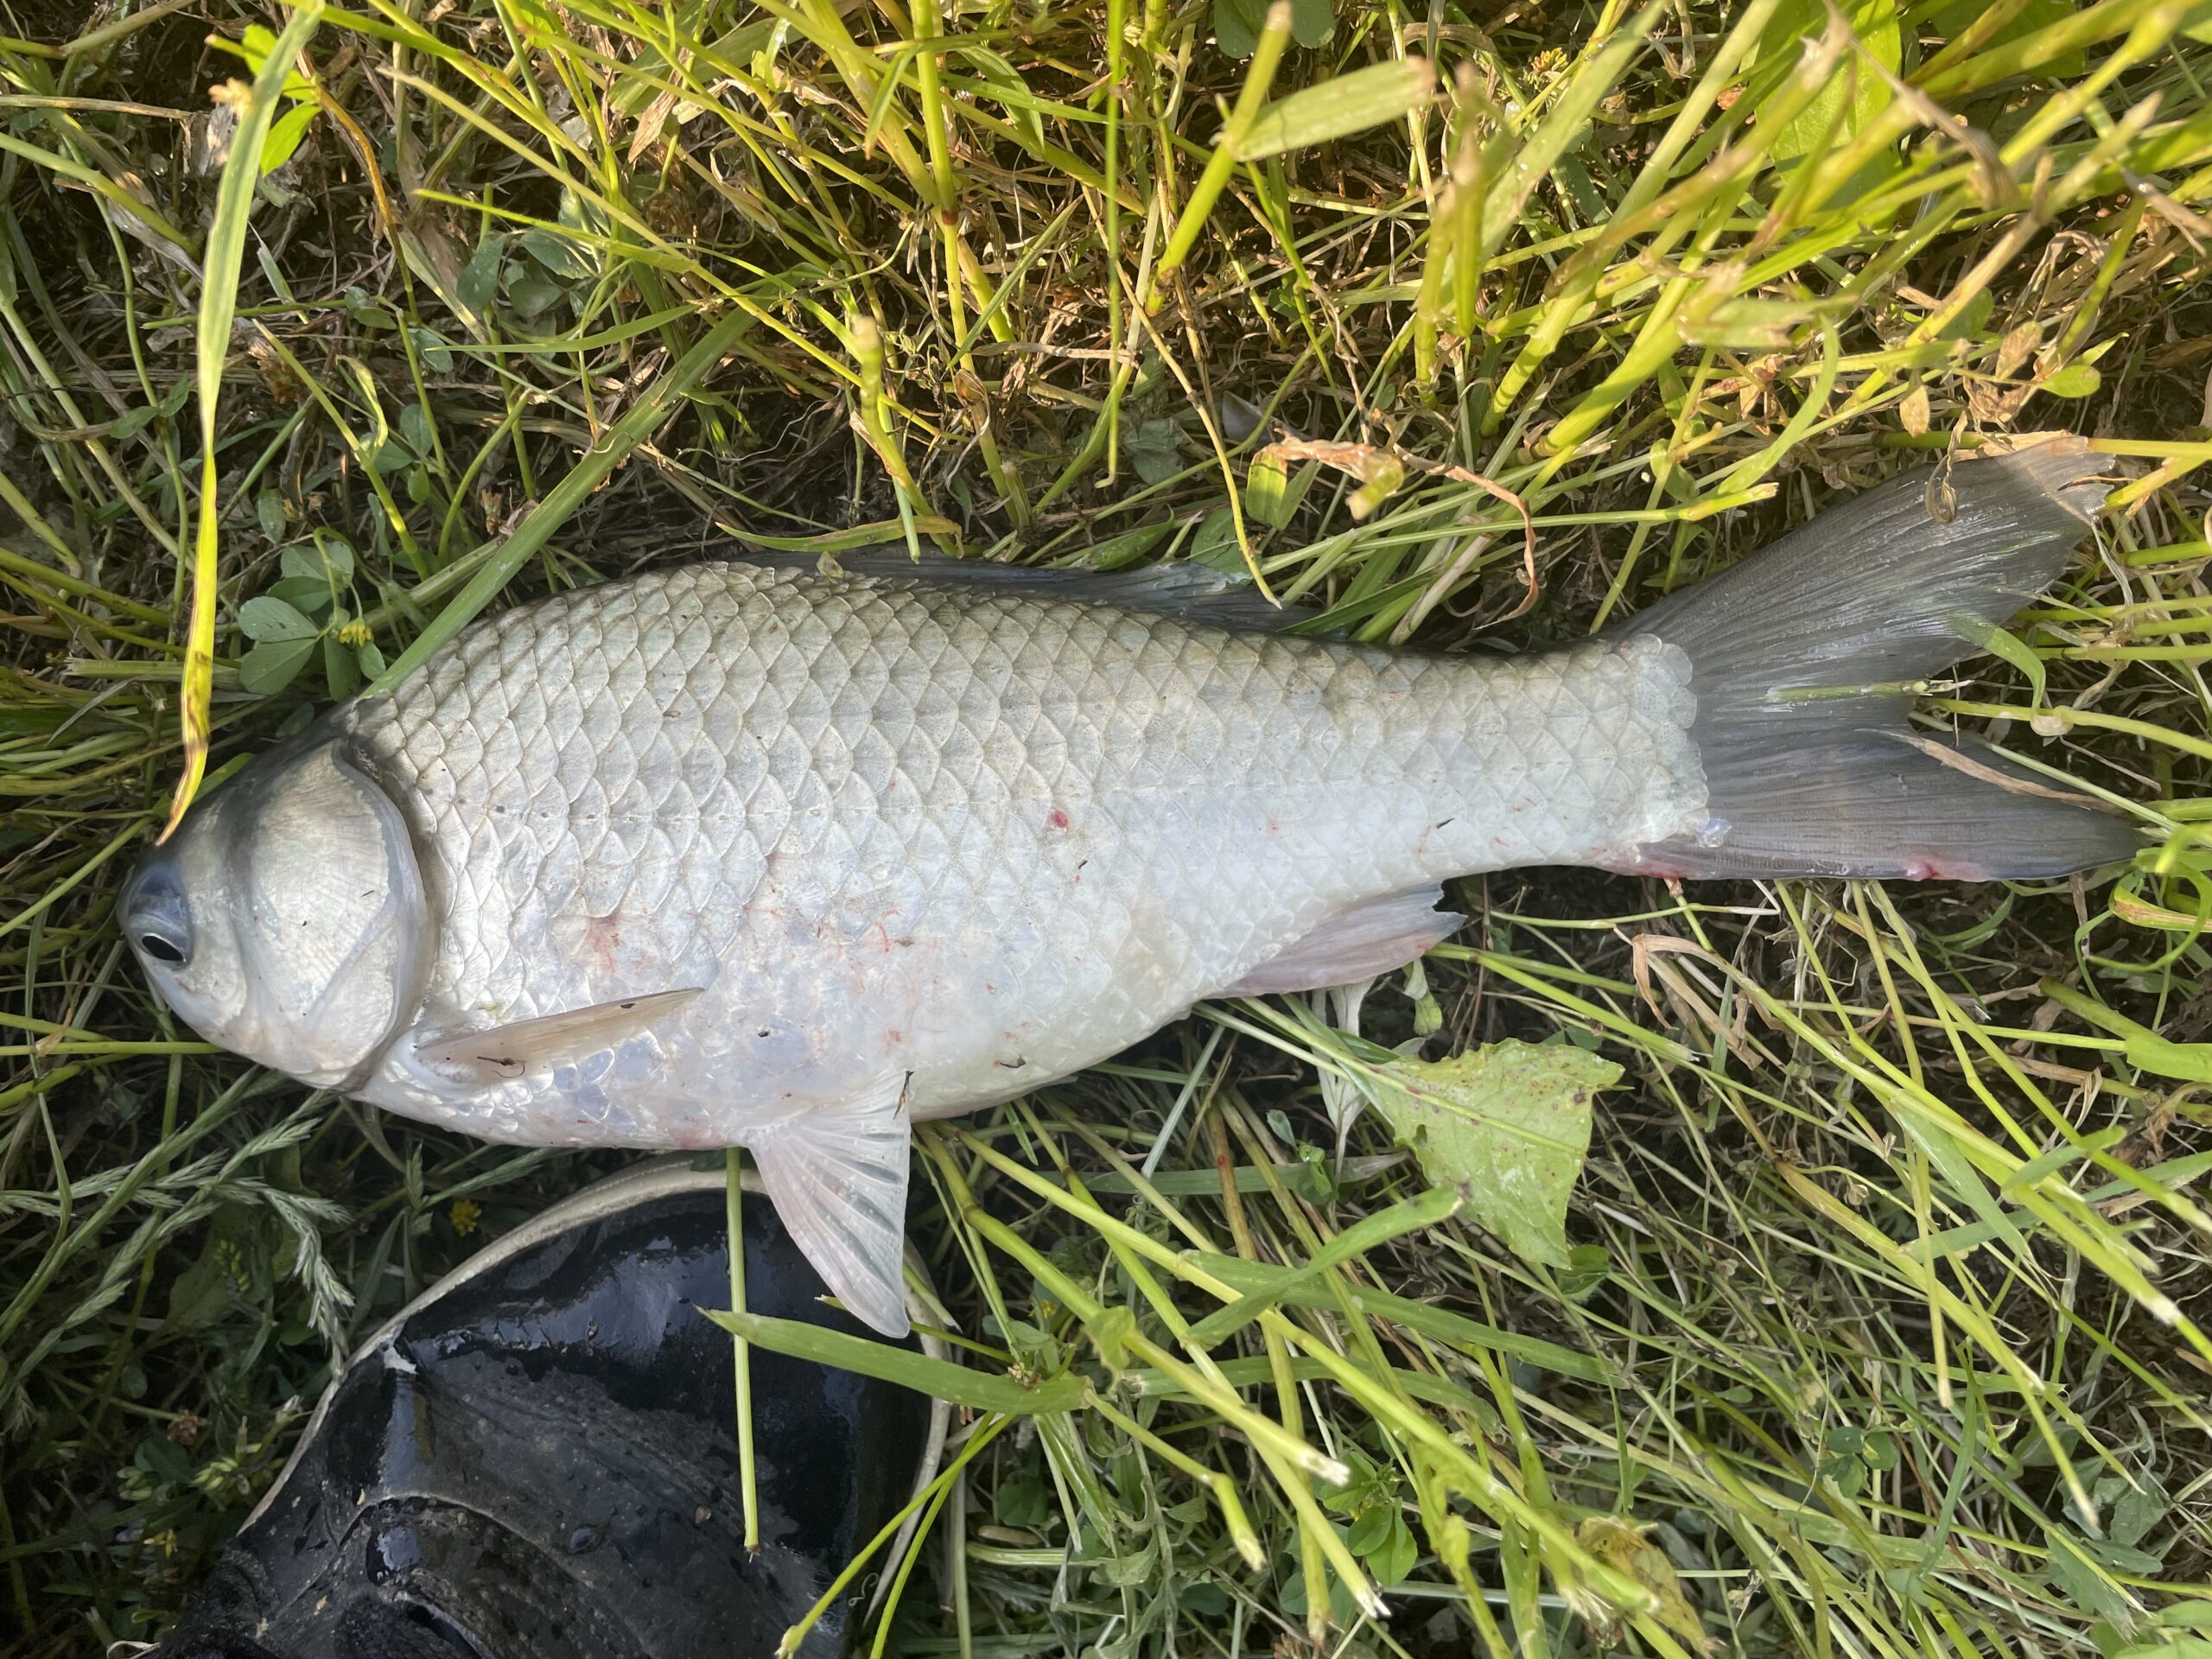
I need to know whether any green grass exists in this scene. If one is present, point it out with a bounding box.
[3,0,2212,1653]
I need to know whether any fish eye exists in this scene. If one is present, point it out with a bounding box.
[122,852,194,974]
[138,931,188,966]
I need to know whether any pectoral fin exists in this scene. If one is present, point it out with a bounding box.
[747,1072,914,1338]
[415,988,702,1085]
[1221,887,1465,996]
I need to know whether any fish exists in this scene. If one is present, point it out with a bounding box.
[122,438,2139,1335]
[152,1162,944,1658]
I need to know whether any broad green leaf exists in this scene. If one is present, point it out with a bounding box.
[164,1205,259,1330]
[1930,0,2084,75]
[409,326,454,373]
[1182,505,1242,572]
[1370,1039,1618,1268]
[1937,287,1995,341]
[508,276,565,321]
[1560,1243,1610,1300]
[2045,1528,2138,1631]
[1955,612,2046,707]
[109,389,169,442]
[996,1473,1049,1528]
[233,23,319,98]
[237,595,316,642]
[260,102,317,175]
[1288,0,1333,49]
[1248,450,1292,528]
[239,637,318,695]
[2108,1475,2166,1550]
[1127,418,1183,485]
[1237,60,1432,161]
[1757,0,1900,163]
[2044,362,2101,398]
[518,227,594,279]
[1345,1503,1388,1553]
[323,632,360,698]
[458,235,504,319]
[1354,1511,1417,1585]
[136,1432,194,1486]
[2082,1535,2165,1575]
[281,535,353,587]
[1213,0,1268,58]
[266,576,334,616]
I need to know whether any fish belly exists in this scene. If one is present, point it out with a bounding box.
[346,563,1701,1145]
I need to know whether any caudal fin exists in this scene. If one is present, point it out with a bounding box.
[1613,437,2140,881]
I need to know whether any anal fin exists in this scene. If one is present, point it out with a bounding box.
[1222,887,1465,996]
[415,988,702,1084]
[747,1072,914,1338]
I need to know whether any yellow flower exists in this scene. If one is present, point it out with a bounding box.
[449,1198,481,1236]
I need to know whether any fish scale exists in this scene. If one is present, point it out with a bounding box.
[345,562,1700,1148]
[124,443,2137,1334]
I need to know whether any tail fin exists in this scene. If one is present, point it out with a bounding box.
[1614,437,2140,881]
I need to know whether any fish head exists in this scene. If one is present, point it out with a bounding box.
[124,737,429,1090]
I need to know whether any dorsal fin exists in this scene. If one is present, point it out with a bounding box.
[726,547,1302,634]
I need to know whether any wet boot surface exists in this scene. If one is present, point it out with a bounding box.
[156,1169,934,1658]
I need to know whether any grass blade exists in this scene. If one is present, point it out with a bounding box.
[703,1308,1089,1415]
[162,3,325,840]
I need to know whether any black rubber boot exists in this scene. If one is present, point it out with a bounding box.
[155,1162,945,1658]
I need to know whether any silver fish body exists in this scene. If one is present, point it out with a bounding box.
[344,561,1699,1139]
[124,442,2139,1332]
